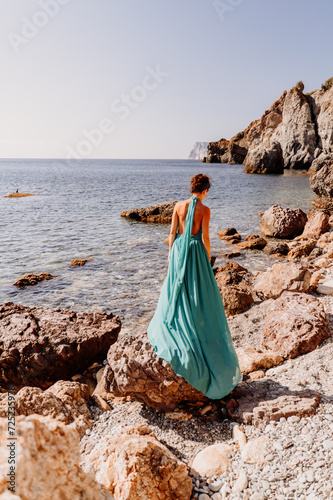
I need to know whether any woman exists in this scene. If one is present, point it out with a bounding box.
[147,174,242,399]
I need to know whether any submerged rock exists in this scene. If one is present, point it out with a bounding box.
[120,200,177,223]
[0,302,121,390]
[237,234,267,250]
[13,272,55,287]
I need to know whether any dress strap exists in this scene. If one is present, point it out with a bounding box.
[165,197,197,326]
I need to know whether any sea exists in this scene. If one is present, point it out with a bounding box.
[0,159,315,335]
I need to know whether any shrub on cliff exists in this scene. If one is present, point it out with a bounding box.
[295,80,304,92]
[321,77,333,91]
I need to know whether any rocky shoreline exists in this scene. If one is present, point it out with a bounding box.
[1,201,333,499]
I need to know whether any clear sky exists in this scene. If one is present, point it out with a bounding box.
[0,0,332,159]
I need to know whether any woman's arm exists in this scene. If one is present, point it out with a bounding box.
[201,207,211,261]
[168,203,179,261]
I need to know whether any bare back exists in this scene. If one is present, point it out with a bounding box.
[176,198,208,235]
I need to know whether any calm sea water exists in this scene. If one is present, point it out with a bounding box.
[0,159,315,335]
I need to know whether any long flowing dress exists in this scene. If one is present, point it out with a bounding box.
[147,195,242,399]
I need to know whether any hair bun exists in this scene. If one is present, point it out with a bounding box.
[190,173,211,193]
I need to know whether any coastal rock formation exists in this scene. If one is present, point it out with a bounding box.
[287,238,317,259]
[263,241,289,255]
[0,302,121,390]
[120,200,177,223]
[243,142,284,174]
[0,381,93,438]
[0,415,114,500]
[310,159,333,209]
[261,291,330,359]
[217,227,242,244]
[260,205,307,238]
[13,272,54,287]
[205,79,333,178]
[226,380,321,426]
[188,141,208,160]
[4,192,35,198]
[296,209,330,239]
[215,264,254,316]
[203,138,248,165]
[253,262,312,299]
[235,346,284,374]
[308,153,333,175]
[70,259,89,266]
[236,234,267,250]
[104,332,208,411]
[81,424,192,500]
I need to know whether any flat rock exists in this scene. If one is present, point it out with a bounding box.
[235,346,284,374]
[253,262,312,299]
[104,332,208,411]
[225,379,320,426]
[261,291,330,358]
[81,424,192,500]
[260,205,307,238]
[237,234,267,250]
[0,302,121,390]
[0,415,114,499]
[120,200,177,223]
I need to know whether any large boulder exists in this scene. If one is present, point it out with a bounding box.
[120,201,177,223]
[253,262,312,299]
[261,291,331,359]
[243,142,284,174]
[260,205,307,238]
[310,160,333,209]
[104,332,208,411]
[0,302,121,390]
[0,381,93,438]
[215,264,254,316]
[0,415,114,500]
[81,424,192,500]
[296,209,330,239]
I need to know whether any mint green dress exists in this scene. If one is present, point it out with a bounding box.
[147,195,242,399]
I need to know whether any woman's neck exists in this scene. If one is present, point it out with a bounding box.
[192,192,205,202]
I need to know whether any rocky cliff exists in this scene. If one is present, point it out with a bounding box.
[188,142,209,160]
[203,78,333,175]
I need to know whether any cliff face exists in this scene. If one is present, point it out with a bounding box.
[188,142,209,160]
[204,81,333,174]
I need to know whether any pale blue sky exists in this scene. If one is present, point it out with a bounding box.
[0,0,332,159]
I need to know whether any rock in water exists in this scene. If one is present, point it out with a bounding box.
[81,424,192,500]
[13,272,54,287]
[0,302,121,390]
[120,200,177,223]
[261,291,330,359]
[260,205,307,238]
[0,415,114,499]
[104,332,208,411]
[243,142,284,174]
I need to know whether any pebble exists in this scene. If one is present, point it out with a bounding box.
[208,480,224,492]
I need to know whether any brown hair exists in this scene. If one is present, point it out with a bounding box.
[190,173,211,193]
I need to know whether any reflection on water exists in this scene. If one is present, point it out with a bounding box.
[0,159,314,334]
